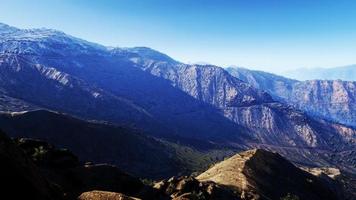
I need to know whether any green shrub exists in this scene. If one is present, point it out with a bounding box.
[32,146,48,161]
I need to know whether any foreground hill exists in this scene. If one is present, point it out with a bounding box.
[197,149,345,200]
[227,67,356,127]
[0,129,350,199]
[0,130,159,200]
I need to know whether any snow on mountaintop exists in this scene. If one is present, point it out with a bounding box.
[125,47,177,62]
[0,22,67,41]
[110,46,180,64]
[0,23,19,35]
[0,22,178,63]
[0,22,106,55]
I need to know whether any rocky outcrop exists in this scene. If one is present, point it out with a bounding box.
[78,191,140,200]
[287,80,356,126]
[226,67,298,102]
[227,67,356,127]
[300,167,356,200]
[153,176,238,199]
[197,149,343,200]
[126,59,274,108]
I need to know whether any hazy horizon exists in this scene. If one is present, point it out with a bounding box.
[2,0,356,73]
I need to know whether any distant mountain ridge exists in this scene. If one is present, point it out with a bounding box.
[282,65,356,81]
[124,53,355,172]
[226,67,356,127]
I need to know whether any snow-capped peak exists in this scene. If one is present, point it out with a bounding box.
[0,22,106,56]
[0,22,20,35]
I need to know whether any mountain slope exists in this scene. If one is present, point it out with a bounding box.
[127,54,354,146]
[0,89,38,111]
[0,110,239,179]
[124,54,356,172]
[0,23,251,141]
[225,67,298,102]
[0,54,153,126]
[227,67,356,127]
[0,110,175,178]
[197,149,343,200]
[286,80,356,126]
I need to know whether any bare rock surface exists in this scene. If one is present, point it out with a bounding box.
[78,191,140,200]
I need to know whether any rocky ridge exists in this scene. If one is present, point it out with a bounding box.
[122,51,355,172]
[197,149,345,200]
[226,67,356,127]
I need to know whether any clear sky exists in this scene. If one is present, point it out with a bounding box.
[1,0,356,72]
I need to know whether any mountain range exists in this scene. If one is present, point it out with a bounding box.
[226,67,356,127]
[281,65,356,81]
[0,22,355,199]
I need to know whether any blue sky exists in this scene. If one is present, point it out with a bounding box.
[2,0,356,72]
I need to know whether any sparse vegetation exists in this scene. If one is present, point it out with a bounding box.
[32,146,48,161]
[161,140,237,174]
[280,193,300,200]
[140,178,154,186]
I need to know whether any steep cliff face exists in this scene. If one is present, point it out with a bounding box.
[138,62,274,108]
[288,80,356,126]
[227,67,356,127]
[227,102,355,146]
[109,49,273,108]
[225,67,298,102]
